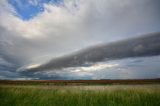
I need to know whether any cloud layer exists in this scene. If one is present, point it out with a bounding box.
[0,0,160,79]
[22,33,160,72]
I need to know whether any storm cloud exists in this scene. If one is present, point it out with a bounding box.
[23,33,160,72]
[0,0,160,79]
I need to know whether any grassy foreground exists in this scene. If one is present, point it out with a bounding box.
[0,85,160,106]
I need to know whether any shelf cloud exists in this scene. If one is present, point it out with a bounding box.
[22,33,160,72]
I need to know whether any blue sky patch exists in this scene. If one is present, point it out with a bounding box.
[8,0,63,20]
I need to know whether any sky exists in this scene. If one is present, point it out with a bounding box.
[0,0,160,80]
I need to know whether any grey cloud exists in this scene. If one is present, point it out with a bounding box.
[90,56,160,79]
[0,57,19,79]
[1,0,160,79]
[1,0,160,66]
[24,33,160,72]
[24,56,160,79]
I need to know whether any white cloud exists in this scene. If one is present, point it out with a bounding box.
[28,0,39,6]
[69,63,119,72]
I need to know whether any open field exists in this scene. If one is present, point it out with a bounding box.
[0,79,160,106]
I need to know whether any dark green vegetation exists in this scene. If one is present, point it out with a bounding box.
[0,85,160,106]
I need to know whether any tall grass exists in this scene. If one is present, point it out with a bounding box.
[0,86,160,106]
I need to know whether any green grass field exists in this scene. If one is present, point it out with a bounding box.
[0,85,160,106]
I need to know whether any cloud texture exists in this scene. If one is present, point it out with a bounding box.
[0,0,160,79]
[22,33,160,72]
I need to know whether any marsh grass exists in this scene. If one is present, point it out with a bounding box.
[0,85,160,106]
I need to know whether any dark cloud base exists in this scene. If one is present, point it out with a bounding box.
[24,32,160,72]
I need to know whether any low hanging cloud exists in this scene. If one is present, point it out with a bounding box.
[22,33,160,72]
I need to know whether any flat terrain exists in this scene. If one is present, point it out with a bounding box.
[0,79,160,85]
[0,84,160,106]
